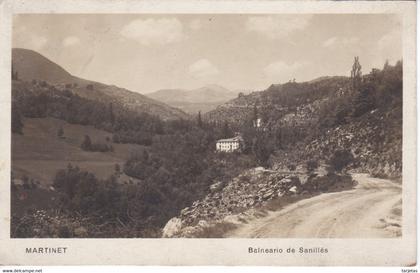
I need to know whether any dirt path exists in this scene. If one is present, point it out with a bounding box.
[227,174,402,238]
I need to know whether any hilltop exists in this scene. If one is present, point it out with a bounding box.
[12,48,188,120]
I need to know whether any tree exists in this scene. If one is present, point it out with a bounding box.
[222,120,231,138]
[350,56,362,91]
[383,59,390,70]
[253,103,258,123]
[306,160,319,173]
[352,78,375,118]
[274,127,283,149]
[142,150,149,162]
[197,111,203,128]
[22,175,30,189]
[115,163,121,174]
[11,106,23,134]
[109,103,115,126]
[252,134,274,167]
[11,64,18,80]
[57,126,64,138]
[329,149,354,173]
[81,135,92,151]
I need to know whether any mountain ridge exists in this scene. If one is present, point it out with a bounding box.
[12,48,188,120]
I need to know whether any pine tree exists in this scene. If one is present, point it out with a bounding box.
[197,111,203,128]
[57,126,64,138]
[109,103,115,126]
[81,135,92,151]
[350,56,362,91]
[11,106,23,134]
[115,163,121,174]
[222,120,231,138]
[253,103,258,122]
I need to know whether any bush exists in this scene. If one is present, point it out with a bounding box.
[329,149,354,173]
[306,160,319,173]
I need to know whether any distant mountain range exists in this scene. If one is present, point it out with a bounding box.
[12,48,188,120]
[147,85,245,114]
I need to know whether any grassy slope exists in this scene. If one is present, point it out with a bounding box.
[12,117,144,186]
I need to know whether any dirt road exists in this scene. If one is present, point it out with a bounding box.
[228,174,402,238]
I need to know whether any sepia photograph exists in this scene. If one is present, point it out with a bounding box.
[0,0,416,267]
[10,13,404,239]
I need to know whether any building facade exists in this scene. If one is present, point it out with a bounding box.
[216,135,243,152]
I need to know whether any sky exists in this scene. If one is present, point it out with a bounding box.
[13,14,401,94]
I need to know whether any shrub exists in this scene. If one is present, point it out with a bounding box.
[329,149,354,173]
[306,160,319,173]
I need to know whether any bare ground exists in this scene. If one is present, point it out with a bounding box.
[227,173,402,238]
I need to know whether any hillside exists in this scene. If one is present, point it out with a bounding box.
[163,62,403,238]
[147,84,239,114]
[205,76,348,124]
[12,48,188,120]
[12,117,143,185]
[205,64,402,177]
[11,56,402,239]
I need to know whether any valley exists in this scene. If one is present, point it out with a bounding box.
[10,48,403,239]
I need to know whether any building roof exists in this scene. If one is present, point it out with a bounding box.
[216,136,243,143]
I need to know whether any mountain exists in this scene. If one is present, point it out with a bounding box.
[12,48,188,120]
[204,76,348,124]
[147,84,240,114]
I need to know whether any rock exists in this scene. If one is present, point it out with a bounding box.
[280,178,292,184]
[289,186,298,193]
[210,181,223,192]
[198,220,210,228]
[223,215,242,225]
[262,190,274,200]
[74,226,88,237]
[162,217,182,238]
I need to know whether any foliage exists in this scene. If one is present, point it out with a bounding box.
[306,160,319,173]
[12,103,23,134]
[328,149,354,173]
[81,135,113,152]
[57,126,64,138]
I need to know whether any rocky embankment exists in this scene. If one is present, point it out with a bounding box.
[162,167,354,238]
[304,108,402,178]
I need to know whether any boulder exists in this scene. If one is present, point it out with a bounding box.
[289,186,298,194]
[210,181,223,192]
[162,217,182,238]
[74,226,88,237]
[262,190,274,200]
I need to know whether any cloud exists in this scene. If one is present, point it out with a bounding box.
[322,36,359,48]
[189,19,202,30]
[264,61,308,82]
[62,36,80,47]
[189,59,219,78]
[245,15,312,39]
[120,18,184,46]
[28,34,47,50]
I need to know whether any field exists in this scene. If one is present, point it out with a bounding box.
[12,117,144,186]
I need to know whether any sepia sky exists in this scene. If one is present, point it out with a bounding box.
[13,14,401,93]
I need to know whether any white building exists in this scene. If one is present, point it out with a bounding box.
[253,118,262,128]
[216,135,243,152]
